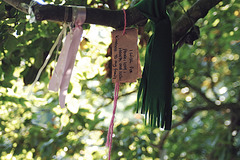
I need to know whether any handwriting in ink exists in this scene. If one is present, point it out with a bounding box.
[123,49,127,61]
[119,71,122,80]
[114,35,119,52]
[119,48,122,62]
[129,50,133,64]
[129,66,134,73]
[113,68,118,79]
[113,60,117,67]
[119,63,122,70]
[123,62,127,70]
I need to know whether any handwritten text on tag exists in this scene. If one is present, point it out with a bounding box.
[112,28,141,83]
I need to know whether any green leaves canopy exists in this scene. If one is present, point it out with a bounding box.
[0,0,240,159]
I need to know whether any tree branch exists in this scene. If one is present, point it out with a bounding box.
[180,79,216,106]
[3,0,223,43]
[157,103,240,151]
[3,0,30,14]
[172,0,222,43]
[94,89,137,112]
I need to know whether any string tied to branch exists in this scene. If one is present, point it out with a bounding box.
[21,0,47,23]
[105,8,127,160]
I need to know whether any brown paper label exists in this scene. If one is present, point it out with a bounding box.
[112,28,142,83]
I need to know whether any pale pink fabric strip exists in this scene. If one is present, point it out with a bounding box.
[48,33,72,92]
[48,6,86,108]
[59,27,82,108]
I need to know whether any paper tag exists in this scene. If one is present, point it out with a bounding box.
[111,28,142,83]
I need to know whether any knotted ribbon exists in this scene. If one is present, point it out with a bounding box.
[135,0,173,129]
[48,6,86,108]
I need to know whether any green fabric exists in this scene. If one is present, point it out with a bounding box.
[135,0,173,130]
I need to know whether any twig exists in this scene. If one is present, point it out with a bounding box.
[3,0,223,44]
[180,79,216,106]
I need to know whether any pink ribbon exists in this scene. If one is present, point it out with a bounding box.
[49,6,86,108]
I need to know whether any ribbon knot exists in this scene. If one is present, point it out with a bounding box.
[48,6,86,108]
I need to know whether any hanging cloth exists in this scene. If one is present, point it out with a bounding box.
[48,6,86,108]
[135,0,173,129]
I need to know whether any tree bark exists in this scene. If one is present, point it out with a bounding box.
[3,0,223,44]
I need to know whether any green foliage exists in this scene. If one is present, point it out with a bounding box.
[1,0,240,159]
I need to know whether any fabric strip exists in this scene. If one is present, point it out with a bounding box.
[48,6,86,108]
